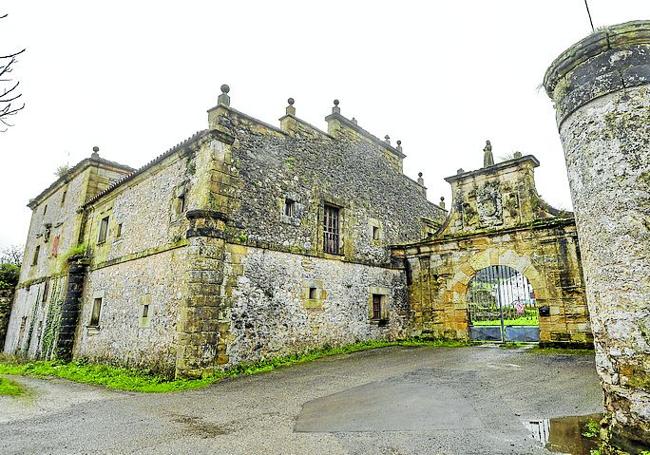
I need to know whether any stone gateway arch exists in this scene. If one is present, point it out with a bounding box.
[392,152,591,347]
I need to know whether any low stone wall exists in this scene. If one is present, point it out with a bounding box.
[0,289,15,351]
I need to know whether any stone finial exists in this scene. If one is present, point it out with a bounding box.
[91,146,100,159]
[439,196,446,210]
[218,84,231,107]
[483,140,494,167]
[396,140,402,152]
[332,99,340,114]
[457,168,465,175]
[286,97,296,116]
[351,117,358,125]
[514,151,522,159]
[417,172,424,186]
[384,135,391,144]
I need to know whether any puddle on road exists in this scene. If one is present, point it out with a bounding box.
[526,413,602,454]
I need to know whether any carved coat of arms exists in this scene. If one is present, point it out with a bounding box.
[476,181,503,227]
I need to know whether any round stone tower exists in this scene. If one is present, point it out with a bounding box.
[544,21,650,450]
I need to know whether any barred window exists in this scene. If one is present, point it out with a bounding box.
[284,198,296,217]
[323,204,340,255]
[372,294,383,320]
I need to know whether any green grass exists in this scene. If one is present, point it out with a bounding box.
[0,338,469,394]
[473,317,539,326]
[527,346,595,356]
[0,377,25,396]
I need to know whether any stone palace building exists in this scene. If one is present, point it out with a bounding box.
[3,86,591,378]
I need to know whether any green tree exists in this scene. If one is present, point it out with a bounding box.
[0,244,22,289]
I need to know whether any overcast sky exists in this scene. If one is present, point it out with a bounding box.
[1,1,648,249]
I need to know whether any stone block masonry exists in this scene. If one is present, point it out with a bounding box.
[3,82,596,395]
[544,20,650,450]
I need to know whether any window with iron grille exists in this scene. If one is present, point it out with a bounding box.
[323,204,340,255]
[372,294,383,320]
[284,198,296,217]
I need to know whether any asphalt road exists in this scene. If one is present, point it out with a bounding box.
[0,345,602,455]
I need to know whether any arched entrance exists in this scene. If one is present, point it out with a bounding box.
[467,265,539,342]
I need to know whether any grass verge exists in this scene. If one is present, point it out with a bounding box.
[527,346,595,356]
[0,338,468,394]
[0,377,25,396]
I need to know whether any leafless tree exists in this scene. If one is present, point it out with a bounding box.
[0,244,23,266]
[0,13,25,132]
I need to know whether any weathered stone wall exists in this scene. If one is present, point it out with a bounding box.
[222,243,409,365]
[4,156,131,359]
[76,137,214,374]
[76,248,186,375]
[394,224,590,344]
[208,102,445,266]
[544,20,650,449]
[0,289,15,350]
[393,153,590,345]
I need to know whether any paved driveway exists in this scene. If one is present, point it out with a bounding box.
[0,345,602,455]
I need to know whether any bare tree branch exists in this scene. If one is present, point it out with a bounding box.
[0,12,25,131]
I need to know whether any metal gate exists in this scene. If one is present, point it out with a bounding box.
[467,265,539,342]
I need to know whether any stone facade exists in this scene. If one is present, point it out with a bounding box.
[3,90,445,378]
[392,153,591,345]
[4,86,594,384]
[544,20,650,450]
[3,154,133,358]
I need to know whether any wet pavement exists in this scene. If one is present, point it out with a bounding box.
[0,345,602,454]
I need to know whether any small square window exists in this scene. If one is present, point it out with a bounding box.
[284,198,296,217]
[98,216,109,243]
[89,298,102,327]
[142,304,149,318]
[116,223,123,238]
[372,226,380,241]
[309,287,317,300]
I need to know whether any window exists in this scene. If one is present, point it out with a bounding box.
[323,204,340,255]
[32,245,40,266]
[41,279,49,304]
[98,216,109,243]
[372,294,383,320]
[61,190,67,206]
[284,198,296,217]
[372,226,380,241]
[89,298,102,327]
[142,304,149,318]
[43,204,48,215]
[308,287,317,300]
[43,225,51,243]
[176,193,187,215]
[116,223,123,238]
